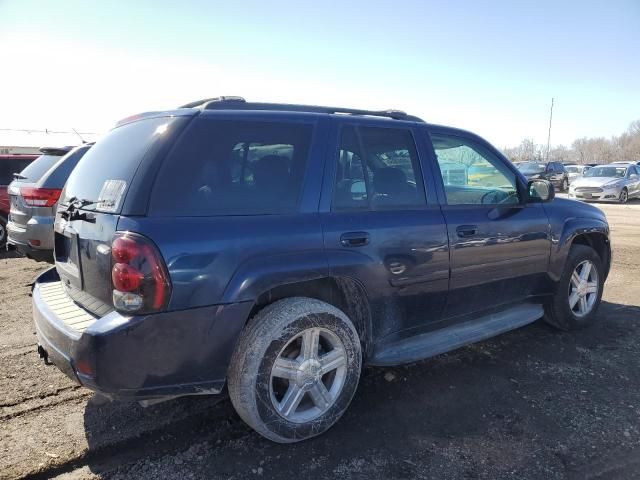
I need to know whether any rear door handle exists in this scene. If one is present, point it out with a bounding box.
[340,231,370,247]
[456,225,478,238]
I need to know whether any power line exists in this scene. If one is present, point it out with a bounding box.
[0,128,99,135]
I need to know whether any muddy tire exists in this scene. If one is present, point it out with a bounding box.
[227,297,362,443]
[544,244,604,331]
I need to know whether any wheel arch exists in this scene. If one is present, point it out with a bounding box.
[549,218,611,282]
[248,276,374,360]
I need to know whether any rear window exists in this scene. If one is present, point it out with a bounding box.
[41,147,90,188]
[0,158,35,185]
[13,154,62,182]
[150,118,313,216]
[61,116,182,212]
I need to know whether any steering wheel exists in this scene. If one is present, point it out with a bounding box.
[480,189,503,204]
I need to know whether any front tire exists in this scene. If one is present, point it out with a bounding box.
[619,188,628,204]
[544,244,604,330]
[562,178,569,192]
[228,297,362,443]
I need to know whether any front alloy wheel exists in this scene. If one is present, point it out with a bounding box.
[543,244,604,330]
[568,260,599,317]
[619,188,628,204]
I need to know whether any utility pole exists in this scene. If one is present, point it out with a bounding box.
[545,97,554,161]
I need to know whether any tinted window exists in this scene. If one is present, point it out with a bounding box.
[432,133,519,205]
[42,147,90,187]
[0,158,34,185]
[62,116,183,212]
[151,118,313,216]
[333,125,425,210]
[16,154,62,182]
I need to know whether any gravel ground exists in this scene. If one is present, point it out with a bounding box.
[1,200,639,480]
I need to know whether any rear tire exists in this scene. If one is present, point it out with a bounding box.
[544,244,604,331]
[228,297,362,443]
[0,217,7,248]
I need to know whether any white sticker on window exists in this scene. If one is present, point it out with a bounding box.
[97,180,127,212]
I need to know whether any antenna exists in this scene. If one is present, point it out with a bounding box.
[545,97,554,161]
[71,128,86,144]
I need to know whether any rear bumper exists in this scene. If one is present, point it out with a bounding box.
[33,268,253,400]
[7,216,54,262]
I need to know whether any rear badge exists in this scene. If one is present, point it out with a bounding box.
[97,180,126,212]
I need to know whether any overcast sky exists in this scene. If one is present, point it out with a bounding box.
[1,0,638,149]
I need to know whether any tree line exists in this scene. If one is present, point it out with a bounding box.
[502,119,640,165]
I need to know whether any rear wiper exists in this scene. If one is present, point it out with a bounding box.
[60,197,97,222]
[12,173,27,180]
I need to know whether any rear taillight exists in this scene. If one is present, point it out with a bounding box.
[20,187,62,207]
[111,232,171,314]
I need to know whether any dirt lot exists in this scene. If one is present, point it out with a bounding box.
[1,200,639,480]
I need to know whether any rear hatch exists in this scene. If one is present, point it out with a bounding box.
[54,115,189,315]
[8,148,70,228]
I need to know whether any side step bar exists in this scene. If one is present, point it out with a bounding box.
[370,303,544,366]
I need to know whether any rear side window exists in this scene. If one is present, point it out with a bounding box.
[0,158,34,185]
[333,125,426,210]
[62,116,183,211]
[151,118,313,216]
[15,154,62,182]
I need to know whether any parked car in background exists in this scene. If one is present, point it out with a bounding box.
[564,164,590,184]
[569,163,640,203]
[32,98,610,443]
[517,161,569,191]
[0,154,39,247]
[7,145,89,261]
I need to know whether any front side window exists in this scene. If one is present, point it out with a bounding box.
[431,133,519,205]
[151,119,312,216]
[332,125,426,210]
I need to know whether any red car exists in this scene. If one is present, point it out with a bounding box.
[0,154,39,246]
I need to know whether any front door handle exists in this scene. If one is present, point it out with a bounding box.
[456,225,478,238]
[340,231,370,247]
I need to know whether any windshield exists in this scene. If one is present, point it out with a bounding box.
[565,166,580,173]
[518,162,546,174]
[584,166,627,178]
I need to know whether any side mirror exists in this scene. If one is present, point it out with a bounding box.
[527,179,555,203]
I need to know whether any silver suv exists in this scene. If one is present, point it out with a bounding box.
[7,145,90,262]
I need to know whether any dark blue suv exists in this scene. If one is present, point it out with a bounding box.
[32,97,611,443]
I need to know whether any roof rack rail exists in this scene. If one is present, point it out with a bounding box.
[178,97,424,122]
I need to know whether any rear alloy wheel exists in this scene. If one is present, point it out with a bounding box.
[619,188,628,204]
[562,178,569,192]
[228,297,361,443]
[544,244,604,330]
[0,217,6,248]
